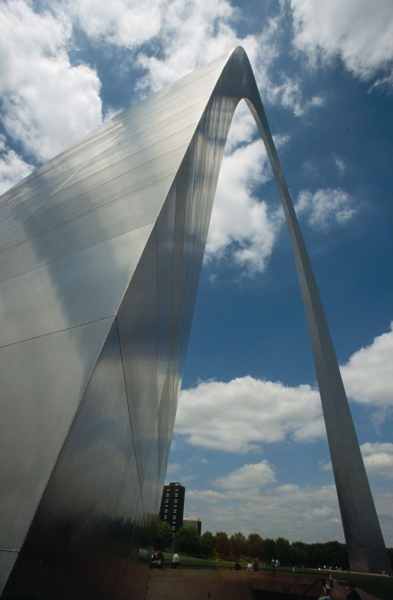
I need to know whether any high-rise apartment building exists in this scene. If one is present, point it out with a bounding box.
[160,483,185,532]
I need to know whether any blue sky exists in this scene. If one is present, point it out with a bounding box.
[0,0,392,544]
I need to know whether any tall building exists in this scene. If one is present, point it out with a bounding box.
[160,483,185,532]
[0,46,389,599]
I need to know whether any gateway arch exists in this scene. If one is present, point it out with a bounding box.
[0,47,389,597]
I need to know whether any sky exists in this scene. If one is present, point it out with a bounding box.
[0,0,392,545]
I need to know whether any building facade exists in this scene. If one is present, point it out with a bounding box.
[0,46,390,599]
[160,483,185,532]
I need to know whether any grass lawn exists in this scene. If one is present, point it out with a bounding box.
[162,552,235,568]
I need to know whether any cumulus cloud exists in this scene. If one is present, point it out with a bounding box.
[65,0,165,47]
[136,0,252,92]
[177,322,393,453]
[290,0,393,83]
[187,477,343,541]
[134,5,323,119]
[268,78,324,117]
[58,0,326,118]
[361,443,393,479]
[215,461,276,491]
[0,1,102,161]
[323,442,393,481]
[186,459,393,543]
[64,0,322,119]
[207,137,280,273]
[177,376,323,452]
[0,135,33,195]
[341,322,393,409]
[225,101,258,153]
[205,103,290,274]
[296,188,356,229]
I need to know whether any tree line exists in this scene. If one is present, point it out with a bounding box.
[150,521,393,570]
[173,527,349,569]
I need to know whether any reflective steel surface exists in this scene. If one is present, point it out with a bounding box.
[0,47,389,598]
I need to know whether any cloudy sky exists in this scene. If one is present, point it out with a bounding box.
[1,0,392,545]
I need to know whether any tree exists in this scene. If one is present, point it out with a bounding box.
[275,537,291,565]
[215,532,231,559]
[200,531,215,558]
[291,541,308,567]
[261,538,276,562]
[247,533,264,558]
[134,516,171,549]
[174,526,201,556]
[154,520,173,550]
[230,532,247,559]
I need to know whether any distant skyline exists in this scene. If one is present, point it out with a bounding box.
[0,0,392,544]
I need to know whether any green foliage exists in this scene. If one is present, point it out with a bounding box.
[148,519,380,571]
[275,537,292,564]
[230,532,247,558]
[215,531,231,559]
[174,525,201,555]
[133,516,172,550]
[154,520,173,550]
[247,533,264,558]
[261,538,276,562]
[200,531,216,558]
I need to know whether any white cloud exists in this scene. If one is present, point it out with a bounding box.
[0,135,33,195]
[0,1,102,161]
[207,138,280,273]
[177,323,393,454]
[177,376,323,452]
[323,442,393,481]
[244,16,324,118]
[215,461,276,491]
[296,188,356,229]
[361,443,393,479]
[369,72,393,92]
[290,0,393,82]
[65,0,165,47]
[206,104,290,274]
[187,478,343,542]
[186,460,393,543]
[225,101,257,154]
[268,78,324,117]
[61,0,324,117]
[341,322,393,409]
[334,156,346,174]
[66,0,318,119]
[136,0,252,92]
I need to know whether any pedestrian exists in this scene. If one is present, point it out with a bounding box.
[171,552,180,569]
[323,578,332,594]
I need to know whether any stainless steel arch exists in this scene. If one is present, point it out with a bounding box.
[0,47,389,597]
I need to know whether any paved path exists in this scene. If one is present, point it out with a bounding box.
[143,569,382,600]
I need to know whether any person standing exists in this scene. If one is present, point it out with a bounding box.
[171,552,180,569]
